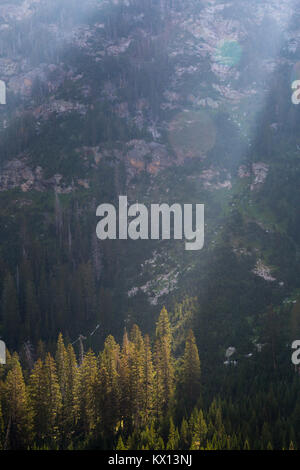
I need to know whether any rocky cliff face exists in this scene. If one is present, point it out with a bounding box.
[1,0,298,186]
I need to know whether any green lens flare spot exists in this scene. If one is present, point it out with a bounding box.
[215,40,242,67]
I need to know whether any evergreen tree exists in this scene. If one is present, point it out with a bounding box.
[142,334,154,423]
[29,358,48,445]
[180,417,190,449]
[154,308,174,412]
[153,340,164,420]
[190,409,207,450]
[156,306,172,347]
[55,333,67,398]
[76,350,98,437]
[98,335,121,437]
[29,354,62,447]
[44,353,62,444]
[119,330,132,430]
[130,325,145,429]
[243,439,250,450]
[4,356,33,449]
[166,417,180,450]
[116,435,126,450]
[55,336,78,447]
[182,329,201,412]
[65,344,79,431]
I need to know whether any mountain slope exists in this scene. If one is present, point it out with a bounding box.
[0,0,300,368]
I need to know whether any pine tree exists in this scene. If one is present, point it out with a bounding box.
[119,330,132,430]
[182,329,201,412]
[76,350,98,437]
[159,335,174,410]
[43,354,62,445]
[153,340,164,420]
[29,354,62,447]
[166,417,180,450]
[4,357,33,449]
[180,417,190,449]
[243,439,250,450]
[190,409,207,450]
[130,325,145,429]
[155,436,165,450]
[55,333,67,398]
[98,335,121,434]
[65,344,79,429]
[139,420,162,450]
[116,435,126,450]
[142,334,154,423]
[55,336,78,447]
[154,308,174,412]
[207,399,225,443]
[156,306,172,347]
[29,358,47,445]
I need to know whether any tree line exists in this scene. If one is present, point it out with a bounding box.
[0,306,299,450]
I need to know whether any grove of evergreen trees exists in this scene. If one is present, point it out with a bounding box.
[0,307,299,450]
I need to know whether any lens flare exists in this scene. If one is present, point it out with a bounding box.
[215,40,242,67]
[291,62,300,84]
[168,110,216,158]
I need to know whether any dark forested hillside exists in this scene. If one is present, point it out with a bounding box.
[1,0,300,452]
